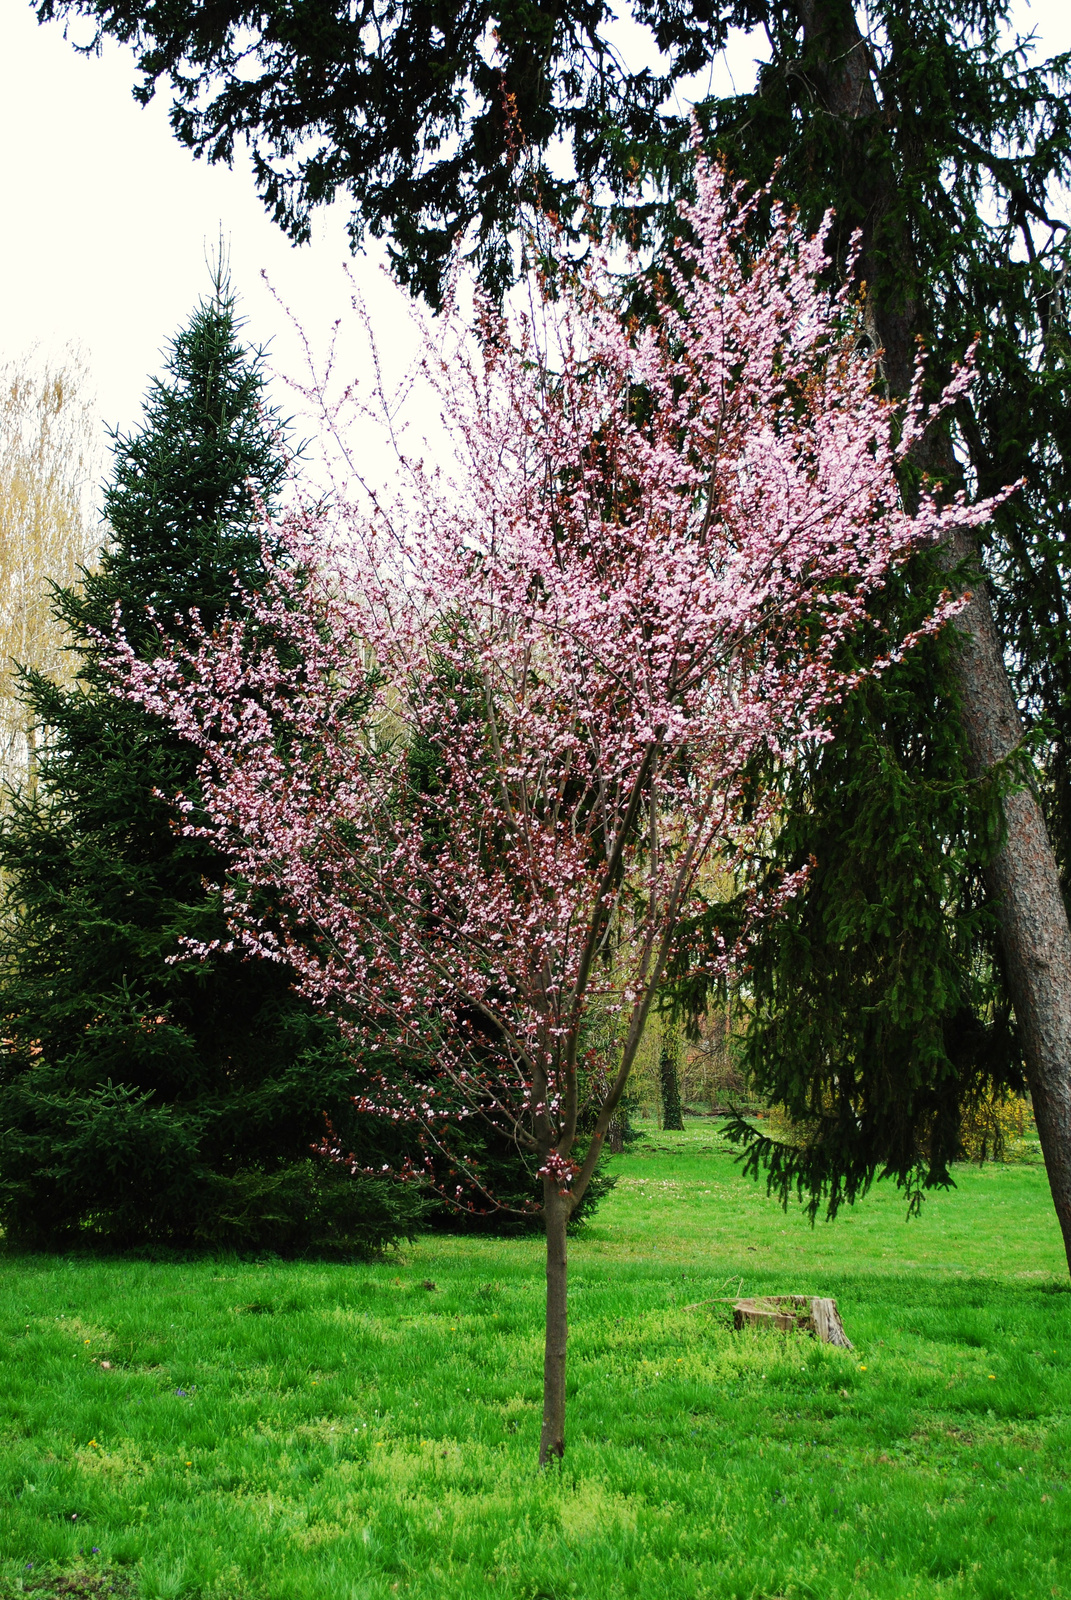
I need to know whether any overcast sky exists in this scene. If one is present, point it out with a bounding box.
[1,0,1068,464]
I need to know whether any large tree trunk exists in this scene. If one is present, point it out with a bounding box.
[796,0,1071,1274]
[539,1180,570,1466]
[938,530,1071,1267]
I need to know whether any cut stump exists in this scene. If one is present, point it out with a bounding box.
[731,1295,853,1348]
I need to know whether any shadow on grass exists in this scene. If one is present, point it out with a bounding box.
[0,1570,138,1599]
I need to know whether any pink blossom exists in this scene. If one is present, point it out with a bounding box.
[104,157,1009,1353]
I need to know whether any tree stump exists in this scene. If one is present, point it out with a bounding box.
[730,1295,853,1348]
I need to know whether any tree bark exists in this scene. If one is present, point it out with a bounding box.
[660,1023,685,1131]
[938,530,1071,1267]
[795,0,1071,1276]
[539,1179,570,1466]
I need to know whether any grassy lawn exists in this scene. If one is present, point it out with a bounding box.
[2,1124,1070,1599]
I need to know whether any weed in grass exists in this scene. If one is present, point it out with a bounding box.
[1,1124,1070,1597]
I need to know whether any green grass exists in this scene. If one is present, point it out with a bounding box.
[2,1123,1070,1599]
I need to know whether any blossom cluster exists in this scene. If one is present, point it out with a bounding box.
[107,159,1002,1210]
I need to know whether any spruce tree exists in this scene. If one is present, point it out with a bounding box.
[0,281,422,1253]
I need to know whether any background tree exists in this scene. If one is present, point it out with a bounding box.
[36,0,675,307]
[0,280,421,1253]
[658,1020,685,1132]
[108,169,1002,1463]
[669,3,1071,1258]
[0,351,100,793]
[36,0,1071,1267]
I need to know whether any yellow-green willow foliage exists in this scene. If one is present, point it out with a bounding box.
[0,353,102,792]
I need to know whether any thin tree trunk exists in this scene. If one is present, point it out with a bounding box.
[660,1023,685,1131]
[795,0,1071,1275]
[539,1179,569,1466]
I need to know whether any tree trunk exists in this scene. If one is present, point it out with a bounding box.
[938,529,1071,1268]
[539,1180,570,1466]
[660,1023,685,1131]
[795,0,1071,1275]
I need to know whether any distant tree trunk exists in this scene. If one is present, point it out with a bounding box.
[796,0,1071,1277]
[660,1023,685,1131]
[539,1180,570,1467]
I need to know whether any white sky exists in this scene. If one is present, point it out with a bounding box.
[0,0,1068,463]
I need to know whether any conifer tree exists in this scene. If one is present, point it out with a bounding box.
[0,280,421,1252]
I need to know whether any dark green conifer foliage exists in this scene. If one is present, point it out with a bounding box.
[718,570,1020,1212]
[666,551,1025,1209]
[0,284,421,1253]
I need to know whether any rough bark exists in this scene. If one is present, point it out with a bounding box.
[796,0,1071,1276]
[937,530,1071,1268]
[539,1180,570,1467]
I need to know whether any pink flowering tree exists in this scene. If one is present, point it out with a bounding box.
[108,163,1000,1467]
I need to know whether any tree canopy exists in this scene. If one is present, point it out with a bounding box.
[36,3,1070,813]
[35,4,1071,307]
